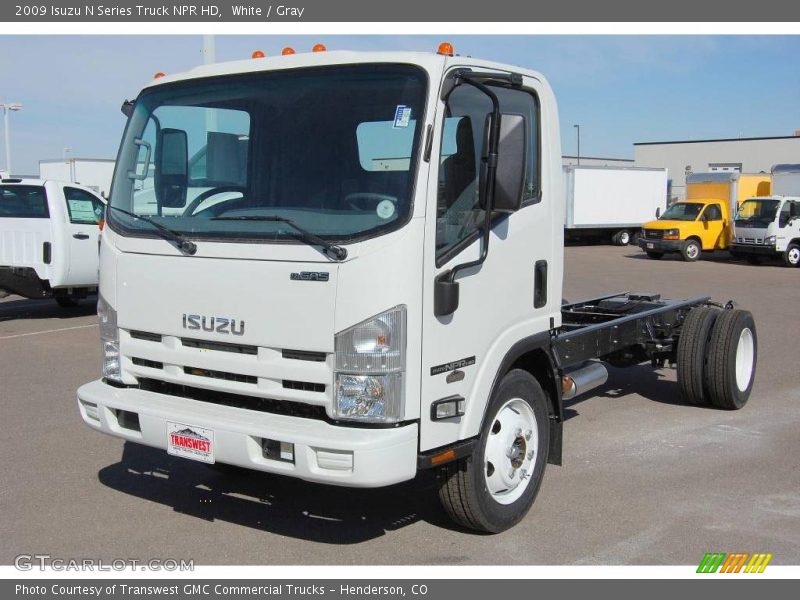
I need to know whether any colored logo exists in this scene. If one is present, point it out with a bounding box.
[697,552,773,573]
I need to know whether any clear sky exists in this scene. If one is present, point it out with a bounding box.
[1,35,798,175]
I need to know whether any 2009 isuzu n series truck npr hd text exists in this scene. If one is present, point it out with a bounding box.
[78,46,758,532]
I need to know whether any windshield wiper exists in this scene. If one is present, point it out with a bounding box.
[108,205,197,255]
[210,215,347,261]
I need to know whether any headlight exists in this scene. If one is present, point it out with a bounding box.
[765,235,776,246]
[334,306,406,423]
[663,229,680,240]
[98,294,121,383]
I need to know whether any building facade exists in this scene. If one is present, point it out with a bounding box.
[634,135,800,200]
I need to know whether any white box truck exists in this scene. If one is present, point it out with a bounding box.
[78,46,758,532]
[1,178,105,306]
[731,164,800,267]
[563,165,667,246]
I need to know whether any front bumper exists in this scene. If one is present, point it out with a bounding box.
[77,379,418,488]
[730,243,777,256]
[638,238,684,253]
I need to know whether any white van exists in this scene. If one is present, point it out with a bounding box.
[0,178,105,306]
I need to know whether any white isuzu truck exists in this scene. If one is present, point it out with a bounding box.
[77,46,758,532]
[731,164,800,267]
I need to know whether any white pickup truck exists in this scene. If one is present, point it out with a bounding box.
[78,46,758,532]
[0,178,105,306]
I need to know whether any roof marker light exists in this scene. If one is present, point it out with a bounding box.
[153,72,166,79]
[252,50,265,59]
[312,44,327,53]
[281,47,296,56]
[437,42,454,56]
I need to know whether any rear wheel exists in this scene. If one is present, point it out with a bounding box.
[705,309,757,410]
[681,239,701,262]
[613,230,631,246]
[783,243,800,267]
[646,251,664,259]
[676,306,721,406]
[438,369,549,533]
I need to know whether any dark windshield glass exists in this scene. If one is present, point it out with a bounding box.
[660,202,703,221]
[108,64,428,243]
[0,185,49,218]
[735,199,781,225]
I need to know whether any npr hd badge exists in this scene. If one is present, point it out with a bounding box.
[431,356,476,376]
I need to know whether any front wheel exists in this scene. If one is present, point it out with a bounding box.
[438,369,549,533]
[783,243,800,267]
[681,239,701,262]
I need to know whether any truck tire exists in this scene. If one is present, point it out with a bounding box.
[646,251,663,259]
[676,306,720,406]
[438,369,549,533]
[704,309,757,410]
[681,239,701,262]
[613,230,631,246]
[783,243,800,267]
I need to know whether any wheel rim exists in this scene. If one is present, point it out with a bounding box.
[483,398,538,505]
[788,248,800,265]
[619,232,630,245]
[735,327,755,392]
[686,243,699,259]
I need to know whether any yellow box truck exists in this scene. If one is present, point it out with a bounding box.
[638,172,771,261]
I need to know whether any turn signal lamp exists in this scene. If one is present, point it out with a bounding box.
[252,50,265,59]
[98,217,105,231]
[312,43,327,52]
[437,42,454,56]
[281,47,296,55]
[153,72,166,79]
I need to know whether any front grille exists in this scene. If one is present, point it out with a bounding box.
[132,357,164,369]
[282,349,327,362]
[283,380,326,393]
[181,338,258,355]
[183,366,257,385]
[644,229,663,240]
[130,331,163,342]
[735,236,763,245]
[138,378,329,421]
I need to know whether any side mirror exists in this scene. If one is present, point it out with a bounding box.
[434,271,459,317]
[700,212,709,222]
[155,128,188,209]
[479,113,527,213]
[655,207,661,218]
[120,100,134,118]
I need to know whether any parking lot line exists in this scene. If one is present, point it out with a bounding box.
[0,323,98,340]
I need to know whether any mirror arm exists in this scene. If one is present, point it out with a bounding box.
[445,76,502,285]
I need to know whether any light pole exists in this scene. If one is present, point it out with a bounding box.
[573,124,581,166]
[1,103,23,175]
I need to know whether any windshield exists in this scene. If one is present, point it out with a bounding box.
[659,202,704,221]
[735,198,781,225]
[108,64,428,243]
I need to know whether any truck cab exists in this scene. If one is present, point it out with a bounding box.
[638,172,770,261]
[731,164,800,267]
[0,178,105,306]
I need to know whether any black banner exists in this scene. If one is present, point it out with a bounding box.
[2,0,800,22]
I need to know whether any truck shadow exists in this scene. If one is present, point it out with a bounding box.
[0,295,97,322]
[624,251,786,268]
[564,364,715,414]
[97,442,457,543]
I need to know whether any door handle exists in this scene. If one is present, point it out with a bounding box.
[73,233,90,240]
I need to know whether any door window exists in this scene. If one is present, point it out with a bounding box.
[64,187,104,224]
[703,204,722,221]
[436,81,539,264]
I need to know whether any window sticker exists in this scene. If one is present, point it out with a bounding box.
[393,105,412,128]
